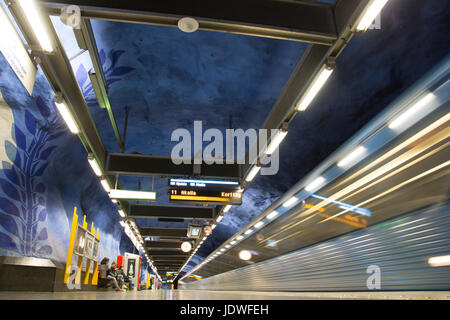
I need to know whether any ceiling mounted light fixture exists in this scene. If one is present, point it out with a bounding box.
[19,0,53,52]
[246,165,261,182]
[296,61,335,112]
[356,0,389,32]
[87,154,102,176]
[239,250,252,261]
[178,17,199,33]
[54,94,79,134]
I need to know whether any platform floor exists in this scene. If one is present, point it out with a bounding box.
[0,290,449,300]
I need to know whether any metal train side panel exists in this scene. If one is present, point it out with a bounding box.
[182,202,450,291]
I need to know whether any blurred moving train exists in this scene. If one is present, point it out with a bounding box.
[180,55,450,291]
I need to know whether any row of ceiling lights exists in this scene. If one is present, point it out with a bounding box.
[9,0,162,281]
[185,86,439,278]
[243,0,390,183]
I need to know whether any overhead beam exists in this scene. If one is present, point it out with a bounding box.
[145,241,182,249]
[152,257,188,261]
[41,0,337,45]
[129,204,215,220]
[147,250,188,256]
[73,18,124,149]
[141,228,188,238]
[106,153,241,179]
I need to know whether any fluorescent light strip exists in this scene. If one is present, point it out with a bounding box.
[244,229,253,235]
[305,176,326,192]
[109,189,156,200]
[54,100,79,134]
[356,0,389,32]
[88,155,102,176]
[118,209,126,218]
[254,221,264,229]
[267,210,279,220]
[246,165,261,182]
[236,235,244,241]
[19,0,53,52]
[266,130,288,155]
[216,215,223,222]
[223,205,232,213]
[283,196,299,208]
[389,93,435,130]
[337,146,367,168]
[296,65,334,111]
[100,178,111,193]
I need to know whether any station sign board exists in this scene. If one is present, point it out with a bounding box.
[0,6,36,95]
[168,178,242,204]
[169,188,242,205]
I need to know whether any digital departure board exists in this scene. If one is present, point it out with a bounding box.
[169,188,242,205]
[168,178,242,204]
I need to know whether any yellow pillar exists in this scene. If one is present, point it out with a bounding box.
[64,207,78,284]
[146,273,150,289]
[75,215,87,285]
[91,227,100,285]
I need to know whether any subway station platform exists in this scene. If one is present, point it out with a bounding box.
[0,0,449,303]
[0,290,449,300]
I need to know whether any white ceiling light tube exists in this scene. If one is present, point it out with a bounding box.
[216,215,223,222]
[356,0,389,32]
[337,146,367,168]
[223,205,232,213]
[54,95,79,134]
[389,93,435,130]
[245,164,261,182]
[100,178,111,193]
[19,0,53,52]
[296,63,334,111]
[265,129,288,155]
[283,196,299,208]
[87,154,102,176]
[118,209,126,218]
[109,189,156,201]
[254,221,264,229]
[305,176,326,192]
[244,229,253,235]
[267,210,279,220]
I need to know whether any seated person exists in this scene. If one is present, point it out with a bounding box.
[106,262,126,292]
[98,257,110,288]
[116,266,133,290]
